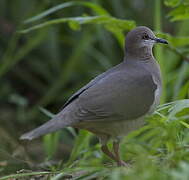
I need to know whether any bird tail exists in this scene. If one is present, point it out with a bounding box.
[20,113,71,140]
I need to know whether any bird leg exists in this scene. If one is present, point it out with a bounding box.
[113,141,128,166]
[101,143,128,166]
[113,141,122,166]
[101,144,117,162]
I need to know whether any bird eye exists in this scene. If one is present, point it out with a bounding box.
[142,34,149,39]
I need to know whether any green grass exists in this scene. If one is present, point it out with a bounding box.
[1,100,189,179]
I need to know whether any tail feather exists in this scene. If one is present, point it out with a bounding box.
[20,114,71,140]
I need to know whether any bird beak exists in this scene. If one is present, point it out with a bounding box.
[154,38,168,44]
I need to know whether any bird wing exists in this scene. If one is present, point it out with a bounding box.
[62,64,119,108]
[72,65,157,122]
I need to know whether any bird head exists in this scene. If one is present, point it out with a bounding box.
[125,26,168,58]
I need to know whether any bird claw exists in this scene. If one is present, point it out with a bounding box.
[117,160,130,167]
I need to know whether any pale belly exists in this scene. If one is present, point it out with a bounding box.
[75,116,145,143]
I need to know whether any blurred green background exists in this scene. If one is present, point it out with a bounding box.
[0,0,189,179]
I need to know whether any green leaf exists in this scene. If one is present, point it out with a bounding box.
[0,172,52,180]
[168,99,189,120]
[19,15,135,35]
[180,121,189,128]
[9,94,28,107]
[168,4,189,21]
[164,0,181,7]
[43,132,60,159]
[68,20,81,31]
[178,81,189,99]
[67,130,92,164]
[24,2,76,23]
[39,106,55,118]
[24,1,109,24]
[171,162,189,180]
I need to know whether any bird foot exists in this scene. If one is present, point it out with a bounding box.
[117,160,130,167]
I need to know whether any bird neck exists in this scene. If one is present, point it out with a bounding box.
[125,46,154,61]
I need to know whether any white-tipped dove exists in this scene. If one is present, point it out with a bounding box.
[20,26,168,166]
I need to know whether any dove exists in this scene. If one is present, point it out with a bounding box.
[20,26,168,166]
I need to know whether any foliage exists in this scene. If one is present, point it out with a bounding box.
[1,100,189,179]
[0,0,189,179]
[165,0,189,21]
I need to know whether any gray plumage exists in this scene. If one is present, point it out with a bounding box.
[20,26,168,165]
